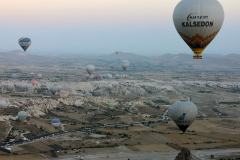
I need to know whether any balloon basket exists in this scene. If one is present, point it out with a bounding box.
[193,55,202,59]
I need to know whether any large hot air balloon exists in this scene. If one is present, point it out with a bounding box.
[50,86,58,95]
[31,79,37,86]
[51,119,61,129]
[59,90,69,99]
[19,37,31,52]
[173,0,224,59]
[121,60,129,70]
[169,100,198,134]
[86,65,95,75]
[18,111,28,121]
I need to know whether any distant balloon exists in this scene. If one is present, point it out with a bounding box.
[121,60,129,70]
[86,65,95,75]
[111,66,114,69]
[15,84,26,92]
[102,74,107,79]
[31,79,37,86]
[51,119,61,129]
[173,0,224,59]
[109,104,115,110]
[59,90,69,99]
[30,72,35,77]
[115,51,119,54]
[169,100,198,133]
[107,84,113,90]
[107,74,112,79]
[50,86,58,95]
[11,73,17,79]
[40,85,48,92]
[37,73,43,78]
[19,37,31,52]
[18,111,28,121]
[115,74,120,79]
[0,100,9,109]
[6,85,15,92]
[99,74,103,79]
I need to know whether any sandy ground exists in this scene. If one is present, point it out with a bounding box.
[42,148,240,160]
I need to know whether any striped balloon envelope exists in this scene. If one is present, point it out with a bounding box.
[18,111,28,121]
[51,119,61,129]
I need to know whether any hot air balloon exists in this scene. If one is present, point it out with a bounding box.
[111,66,114,69]
[121,60,129,70]
[51,119,61,129]
[115,51,119,54]
[59,90,69,99]
[6,85,15,92]
[115,74,120,79]
[11,73,17,79]
[40,85,48,93]
[37,73,43,79]
[107,74,113,79]
[93,74,99,80]
[99,74,103,79]
[30,72,35,77]
[103,74,107,79]
[50,86,58,95]
[169,100,198,134]
[19,37,31,52]
[18,111,28,121]
[109,104,115,110]
[173,0,224,59]
[86,65,95,75]
[107,84,113,90]
[31,79,37,86]
[15,84,27,92]
[0,100,9,109]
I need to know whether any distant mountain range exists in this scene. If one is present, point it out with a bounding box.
[0,50,239,71]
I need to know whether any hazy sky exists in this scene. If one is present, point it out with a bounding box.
[0,0,239,56]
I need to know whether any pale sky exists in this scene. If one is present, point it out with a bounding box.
[0,0,239,55]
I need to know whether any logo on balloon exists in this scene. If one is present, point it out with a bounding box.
[187,13,208,21]
[182,13,213,28]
